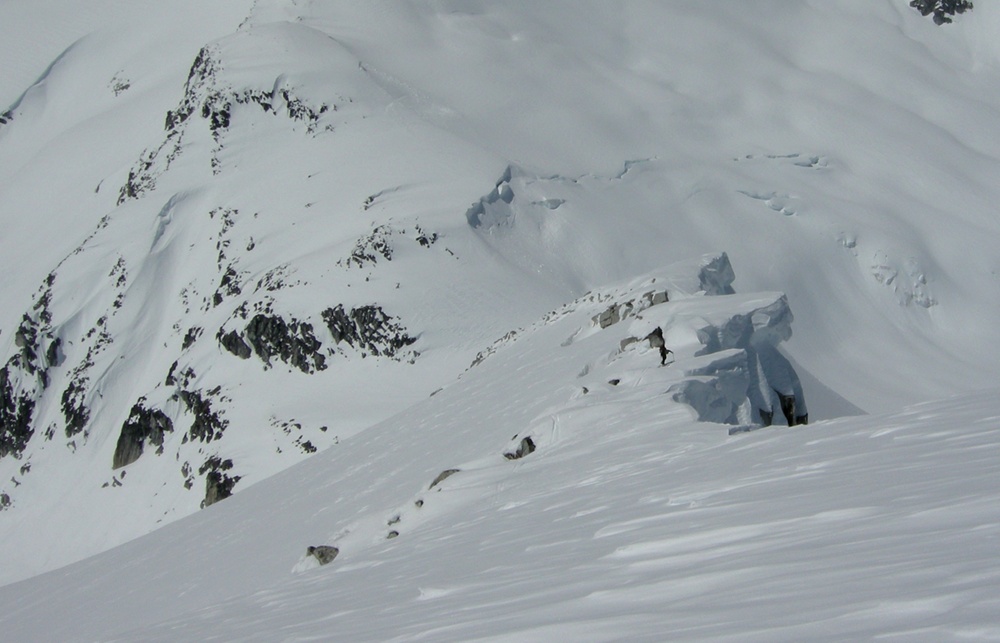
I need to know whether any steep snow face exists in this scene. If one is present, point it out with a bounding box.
[1,0,1000,590]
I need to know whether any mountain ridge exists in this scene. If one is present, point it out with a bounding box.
[1,2,999,638]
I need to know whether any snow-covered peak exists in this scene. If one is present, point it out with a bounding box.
[1,2,999,638]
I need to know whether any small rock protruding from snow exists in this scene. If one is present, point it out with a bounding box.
[429,469,460,490]
[306,545,339,566]
[504,436,536,460]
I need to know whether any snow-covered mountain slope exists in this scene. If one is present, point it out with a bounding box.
[1,1,1000,634]
[1,258,998,640]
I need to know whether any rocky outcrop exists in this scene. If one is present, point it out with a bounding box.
[217,329,252,359]
[504,436,536,460]
[60,379,90,438]
[322,305,416,359]
[199,456,239,508]
[0,366,35,458]
[593,289,669,330]
[244,314,325,373]
[342,225,394,269]
[219,314,326,373]
[306,545,339,565]
[340,223,441,269]
[112,401,174,469]
[429,469,460,489]
[1,312,56,458]
[120,45,334,204]
[176,389,228,444]
[219,303,416,369]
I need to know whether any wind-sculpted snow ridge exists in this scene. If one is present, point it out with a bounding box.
[469,252,804,431]
[294,251,805,566]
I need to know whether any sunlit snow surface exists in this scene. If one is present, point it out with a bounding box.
[1,0,1000,639]
[3,335,999,640]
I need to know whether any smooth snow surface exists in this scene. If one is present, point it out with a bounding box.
[1,1,1000,640]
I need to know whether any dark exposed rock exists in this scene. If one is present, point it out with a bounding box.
[243,314,326,373]
[775,390,804,427]
[413,224,439,248]
[113,401,174,469]
[0,366,35,458]
[279,89,329,132]
[504,436,536,460]
[122,47,333,203]
[33,276,56,326]
[181,461,194,489]
[182,327,203,350]
[175,389,227,443]
[759,409,774,427]
[46,337,64,368]
[910,0,973,24]
[322,304,416,359]
[165,46,218,132]
[218,329,252,359]
[14,315,40,369]
[199,456,239,508]
[214,267,242,305]
[429,469,460,490]
[201,93,231,132]
[307,545,339,565]
[61,378,90,438]
[387,530,400,539]
[165,361,179,386]
[0,492,10,510]
[342,225,394,268]
[119,158,155,203]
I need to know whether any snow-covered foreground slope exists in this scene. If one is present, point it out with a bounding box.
[2,0,1000,630]
[1,264,997,639]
